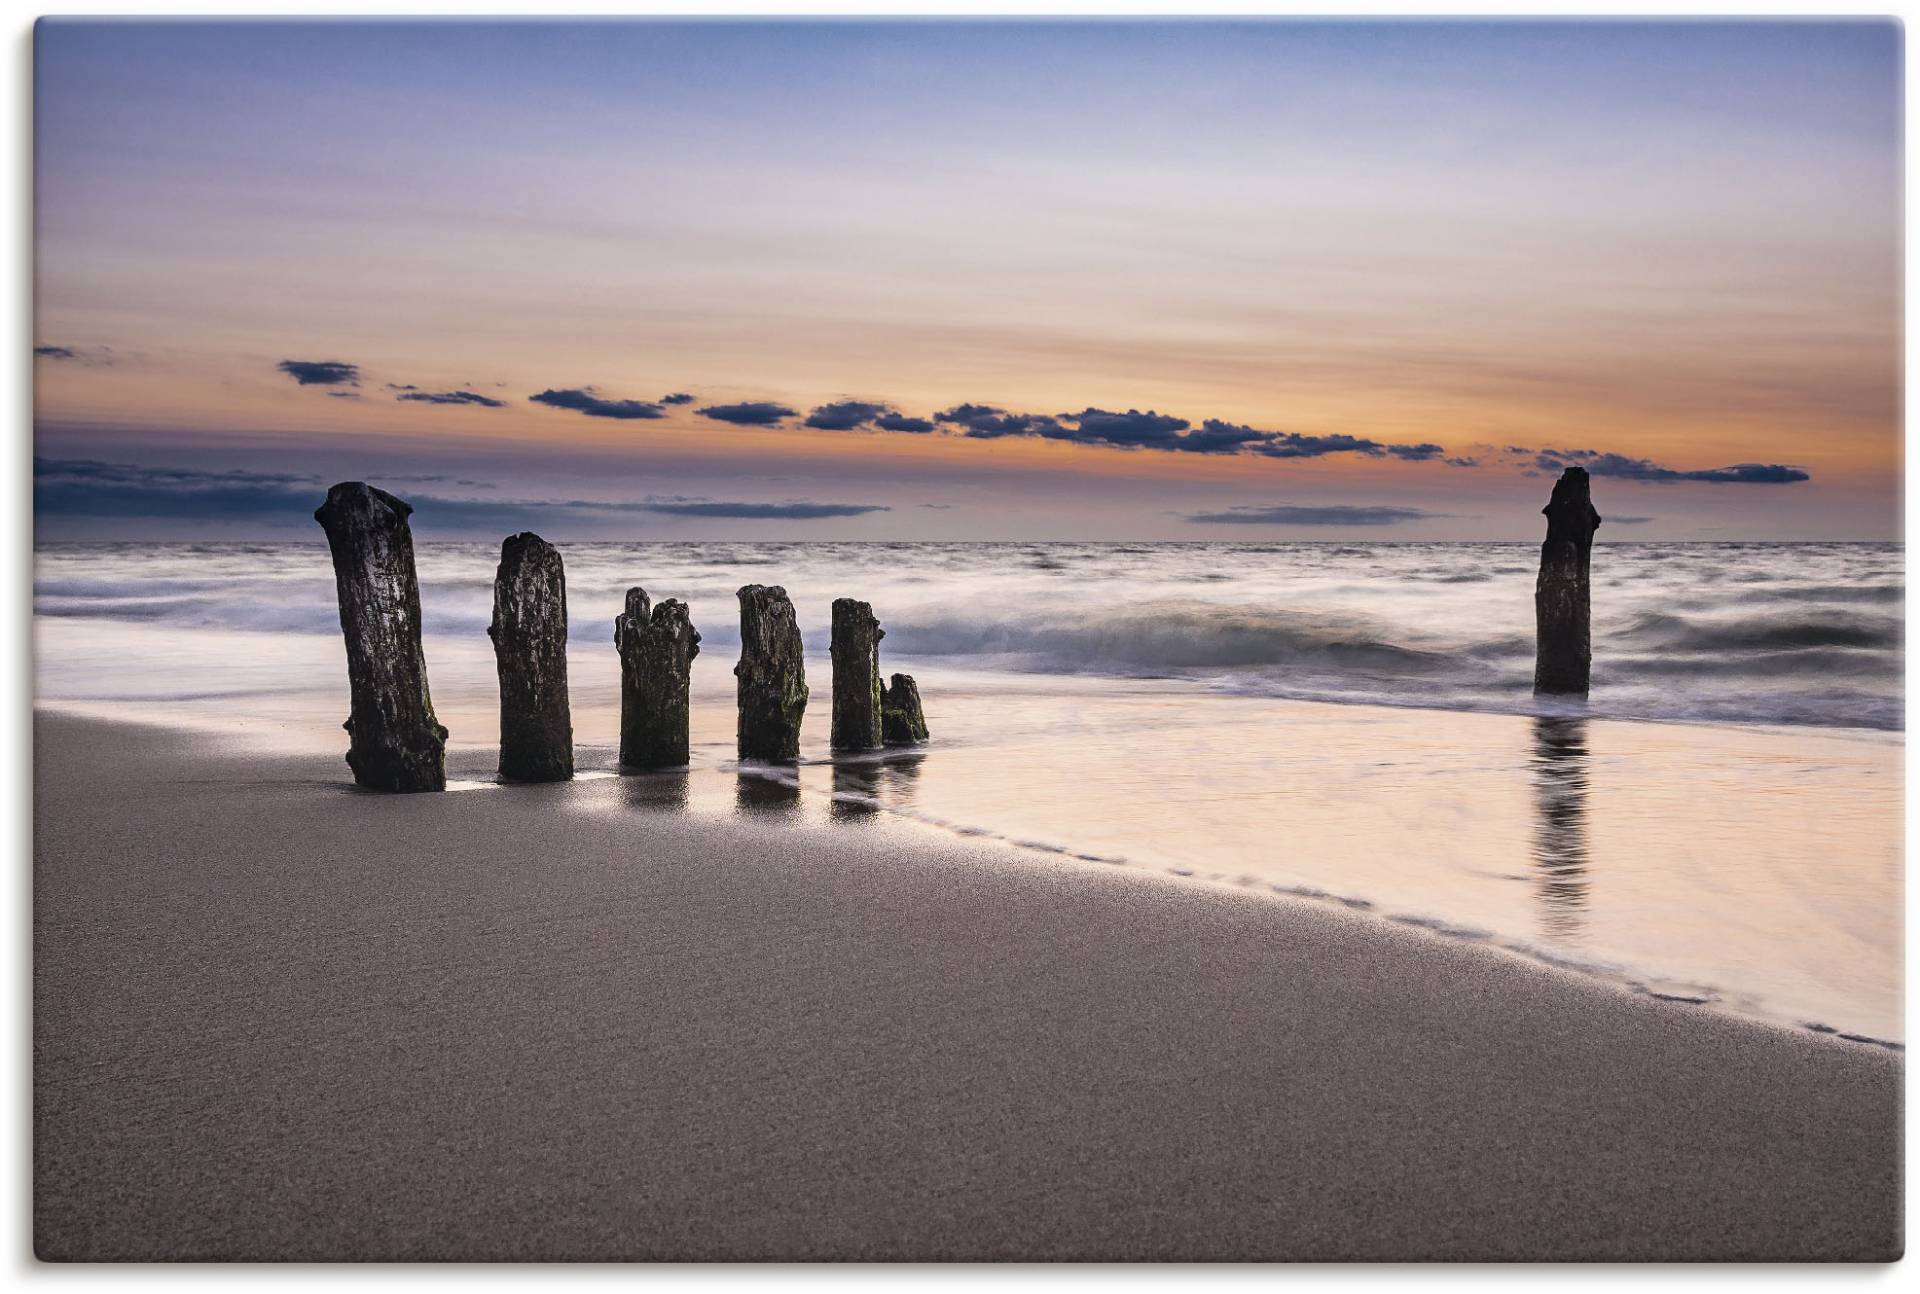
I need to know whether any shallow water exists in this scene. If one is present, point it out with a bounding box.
[33,540,1905,1042]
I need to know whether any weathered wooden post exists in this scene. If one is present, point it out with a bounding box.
[830,598,884,751]
[1534,466,1602,696]
[313,482,447,792]
[489,532,573,782]
[614,586,701,769]
[735,584,808,762]
[881,673,929,746]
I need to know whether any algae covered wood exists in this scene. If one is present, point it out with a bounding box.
[312,481,447,792]
[1533,467,1603,696]
[830,598,885,751]
[735,584,808,762]
[881,673,929,746]
[489,532,573,782]
[614,586,701,769]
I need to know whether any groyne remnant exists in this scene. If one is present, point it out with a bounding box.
[313,482,448,792]
[881,674,930,746]
[490,532,573,782]
[736,584,808,762]
[1534,466,1603,696]
[615,587,701,769]
[830,598,885,752]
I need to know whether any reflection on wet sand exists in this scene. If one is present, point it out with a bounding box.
[830,753,927,820]
[1530,716,1591,942]
[616,768,691,812]
[736,769,802,814]
[830,763,884,819]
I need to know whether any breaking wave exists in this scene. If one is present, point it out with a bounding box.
[34,539,1903,731]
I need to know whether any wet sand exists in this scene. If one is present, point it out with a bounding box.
[33,712,1901,1261]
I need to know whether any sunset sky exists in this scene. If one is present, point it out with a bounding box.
[33,18,1901,540]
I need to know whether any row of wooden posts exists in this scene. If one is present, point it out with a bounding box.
[313,465,1601,795]
[313,481,929,793]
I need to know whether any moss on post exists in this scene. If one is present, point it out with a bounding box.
[830,598,884,752]
[881,673,929,746]
[614,586,701,769]
[735,584,808,763]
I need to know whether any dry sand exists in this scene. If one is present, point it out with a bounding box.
[33,712,1901,1261]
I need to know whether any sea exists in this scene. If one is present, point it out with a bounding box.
[33,539,1905,1043]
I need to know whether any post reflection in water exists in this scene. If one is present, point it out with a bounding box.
[735,768,802,815]
[616,768,691,812]
[830,752,928,821]
[1529,716,1592,942]
[830,762,884,820]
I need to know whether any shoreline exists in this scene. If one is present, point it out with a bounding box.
[34,711,1901,1260]
[33,696,1906,1049]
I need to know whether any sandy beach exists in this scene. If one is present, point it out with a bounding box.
[33,711,1900,1261]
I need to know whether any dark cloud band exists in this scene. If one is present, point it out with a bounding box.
[33,457,886,532]
[529,388,667,420]
[697,401,798,426]
[397,389,507,408]
[1183,504,1445,527]
[1522,447,1809,484]
[277,359,360,387]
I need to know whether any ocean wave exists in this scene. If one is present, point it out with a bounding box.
[34,539,1905,732]
[1614,609,1901,653]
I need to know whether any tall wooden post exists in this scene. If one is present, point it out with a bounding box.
[489,532,573,782]
[615,586,701,769]
[735,584,808,762]
[1534,467,1602,696]
[313,482,447,792]
[830,598,884,751]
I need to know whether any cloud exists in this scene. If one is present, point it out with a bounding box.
[804,400,893,430]
[1608,515,1656,524]
[660,392,695,405]
[1183,504,1446,527]
[632,500,888,519]
[1062,407,1191,448]
[1249,430,1385,459]
[32,457,887,532]
[276,359,360,387]
[327,391,361,400]
[796,401,940,434]
[992,415,1459,461]
[697,401,798,426]
[698,393,1475,464]
[529,387,667,420]
[396,389,507,408]
[1170,420,1275,454]
[1530,447,1810,484]
[934,404,1067,438]
[34,345,77,360]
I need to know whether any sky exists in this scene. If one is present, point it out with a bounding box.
[32,18,1902,540]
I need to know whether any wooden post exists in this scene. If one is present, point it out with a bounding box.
[1534,467,1602,696]
[735,584,808,762]
[313,482,447,792]
[881,673,929,746]
[489,532,573,782]
[614,586,701,769]
[830,598,884,751]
